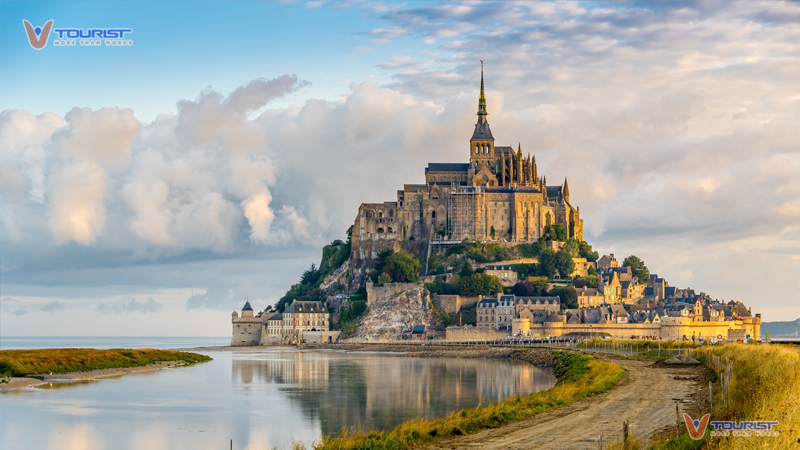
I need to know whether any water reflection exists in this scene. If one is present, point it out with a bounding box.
[231,351,556,435]
[0,350,555,450]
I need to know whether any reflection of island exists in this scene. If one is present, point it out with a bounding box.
[231,351,555,436]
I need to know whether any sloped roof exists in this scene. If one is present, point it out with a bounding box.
[284,301,325,314]
[269,313,283,321]
[545,314,563,323]
[426,163,471,173]
[478,297,499,307]
[412,324,426,334]
[242,301,253,311]
[472,120,494,140]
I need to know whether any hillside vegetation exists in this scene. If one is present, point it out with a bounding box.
[0,348,212,377]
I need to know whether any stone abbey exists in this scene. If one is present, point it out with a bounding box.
[353,65,583,244]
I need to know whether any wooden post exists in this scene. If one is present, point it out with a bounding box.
[709,381,713,413]
[230,439,232,450]
[623,420,629,443]
[598,433,603,450]
[697,391,701,417]
[676,401,681,438]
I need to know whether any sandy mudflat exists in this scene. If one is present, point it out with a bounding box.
[0,361,183,391]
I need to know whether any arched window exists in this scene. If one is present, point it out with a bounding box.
[389,210,393,218]
[379,211,383,219]
[377,228,384,233]
[388,227,393,233]
[431,211,436,219]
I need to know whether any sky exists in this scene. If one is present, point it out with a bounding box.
[1,0,799,337]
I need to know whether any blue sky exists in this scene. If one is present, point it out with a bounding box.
[2,0,799,336]
[1,1,436,120]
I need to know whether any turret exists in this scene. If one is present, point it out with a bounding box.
[241,301,254,318]
[563,177,570,203]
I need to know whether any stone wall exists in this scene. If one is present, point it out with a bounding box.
[446,325,511,340]
[302,331,342,344]
[231,313,267,346]
[434,294,480,314]
[367,281,426,307]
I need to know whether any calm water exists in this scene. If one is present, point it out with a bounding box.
[0,347,556,450]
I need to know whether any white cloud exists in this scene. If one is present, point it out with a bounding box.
[2,1,800,330]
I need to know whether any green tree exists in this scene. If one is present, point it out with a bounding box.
[300,263,321,286]
[578,241,599,262]
[458,273,503,296]
[538,248,557,278]
[383,249,420,283]
[459,260,474,278]
[490,226,496,240]
[532,278,549,293]
[623,255,650,281]
[369,248,395,282]
[545,224,568,241]
[549,286,578,307]
[563,238,579,257]
[554,250,575,278]
[378,272,392,284]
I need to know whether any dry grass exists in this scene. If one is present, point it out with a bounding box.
[699,344,800,450]
[0,348,211,376]
[310,351,625,450]
[606,343,800,450]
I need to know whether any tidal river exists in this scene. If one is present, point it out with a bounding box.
[0,349,556,450]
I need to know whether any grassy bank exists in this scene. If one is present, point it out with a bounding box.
[312,350,625,450]
[610,343,800,450]
[0,348,212,377]
[699,344,800,450]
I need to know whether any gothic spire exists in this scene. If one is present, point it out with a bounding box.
[563,177,570,202]
[477,60,487,122]
[471,61,494,140]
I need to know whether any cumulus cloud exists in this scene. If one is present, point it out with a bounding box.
[96,297,163,315]
[2,1,800,321]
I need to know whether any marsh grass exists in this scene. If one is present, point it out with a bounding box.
[310,351,625,450]
[0,348,211,376]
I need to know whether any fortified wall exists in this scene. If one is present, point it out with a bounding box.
[231,304,272,346]
[434,295,480,314]
[366,281,428,307]
[455,315,761,341]
[445,325,514,341]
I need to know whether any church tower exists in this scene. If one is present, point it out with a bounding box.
[470,61,495,166]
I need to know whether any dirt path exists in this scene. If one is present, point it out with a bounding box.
[419,353,702,450]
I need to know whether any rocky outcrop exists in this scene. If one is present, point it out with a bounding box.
[351,284,431,339]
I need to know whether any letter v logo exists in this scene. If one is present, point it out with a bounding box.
[683,413,711,440]
[23,20,54,50]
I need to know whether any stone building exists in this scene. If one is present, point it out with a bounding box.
[352,64,583,245]
[231,301,264,346]
[231,300,338,346]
